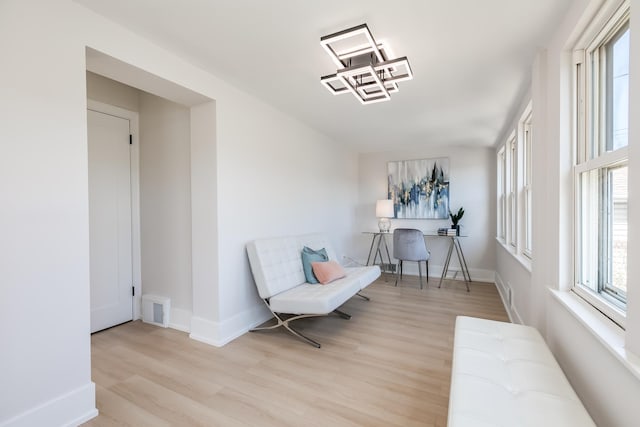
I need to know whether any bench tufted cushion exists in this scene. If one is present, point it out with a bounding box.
[247,236,307,299]
[448,316,595,427]
[342,266,380,290]
[269,274,362,314]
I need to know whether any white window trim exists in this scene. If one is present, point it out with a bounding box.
[572,0,629,327]
[572,285,626,328]
[507,132,517,248]
[497,147,507,242]
[496,100,533,268]
[519,102,533,259]
[551,289,640,380]
[574,146,628,173]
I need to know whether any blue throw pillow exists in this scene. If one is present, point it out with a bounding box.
[301,246,328,284]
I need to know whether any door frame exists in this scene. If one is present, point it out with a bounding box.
[87,99,142,321]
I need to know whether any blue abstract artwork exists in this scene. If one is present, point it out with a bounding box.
[387,158,450,219]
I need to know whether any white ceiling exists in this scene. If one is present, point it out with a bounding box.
[76,0,572,152]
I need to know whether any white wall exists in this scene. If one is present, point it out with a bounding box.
[86,71,139,112]
[547,294,640,426]
[215,96,359,339]
[189,101,219,339]
[358,146,496,282]
[139,92,193,329]
[0,1,359,424]
[0,1,96,425]
[495,0,640,425]
[495,246,529,323]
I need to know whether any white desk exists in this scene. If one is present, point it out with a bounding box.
[363,231,472,291]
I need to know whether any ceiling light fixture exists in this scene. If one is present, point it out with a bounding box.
[320,23,412,105]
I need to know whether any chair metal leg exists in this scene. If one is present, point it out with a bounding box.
[418,262,423,289]
[333,309,352,319]
[426,260,429,283]
[283,324,321,348]
[356,292,370,301]
[251,311,323,348]
[250,300,353,348]
[395,260,402,286]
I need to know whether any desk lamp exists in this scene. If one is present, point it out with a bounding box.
[376,199,394,232]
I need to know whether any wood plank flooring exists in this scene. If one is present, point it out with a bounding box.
[84,275,508,426]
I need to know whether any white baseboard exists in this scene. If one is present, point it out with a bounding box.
[169,307,192,333]
[511,305,523,324]
[189,316,221,346]
[494,272,523,324]
[190,304,272,347]
[0,382,97,427]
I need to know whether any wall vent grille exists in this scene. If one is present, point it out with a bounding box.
[142,294,170,328]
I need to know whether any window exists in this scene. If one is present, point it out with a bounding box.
[521,110,533,257]
[508,135,517,248]
[497,104,533,263]
[497,147,506,241]
[574,2,629,323]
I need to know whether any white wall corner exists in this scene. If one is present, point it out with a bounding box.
[169,307,192,333]
[466,267,496,284]
[0,382,97,427]
[189,316,221,346]
[190,303,271,347]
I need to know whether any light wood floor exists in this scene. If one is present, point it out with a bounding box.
[84,275,508,427]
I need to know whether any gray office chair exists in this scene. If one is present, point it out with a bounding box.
[393,228,430,289]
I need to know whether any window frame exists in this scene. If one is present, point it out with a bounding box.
[497,147,506,242]
[573,0,629,327]
[496,102,533,266]
[508,133,517,248]
[520,105,533,258]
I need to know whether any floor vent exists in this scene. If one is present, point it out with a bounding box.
[142,294,170,328]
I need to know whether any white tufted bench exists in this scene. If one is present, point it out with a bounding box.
[448,316,595,427]
[246,233,380,348]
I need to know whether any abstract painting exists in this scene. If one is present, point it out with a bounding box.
[387,158,450,219]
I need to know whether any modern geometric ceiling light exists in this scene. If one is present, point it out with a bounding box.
[320,23,413,105]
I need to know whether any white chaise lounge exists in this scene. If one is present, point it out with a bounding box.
[246,233,380,348]
[448,316,595,426]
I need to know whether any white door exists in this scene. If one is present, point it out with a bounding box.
[88,109,133,333]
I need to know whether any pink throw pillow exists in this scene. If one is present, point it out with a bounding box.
[311,260,346,284]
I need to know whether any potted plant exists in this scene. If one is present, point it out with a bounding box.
[449,207,464,236]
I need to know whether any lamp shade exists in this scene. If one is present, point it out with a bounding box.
[376,199,394,218]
